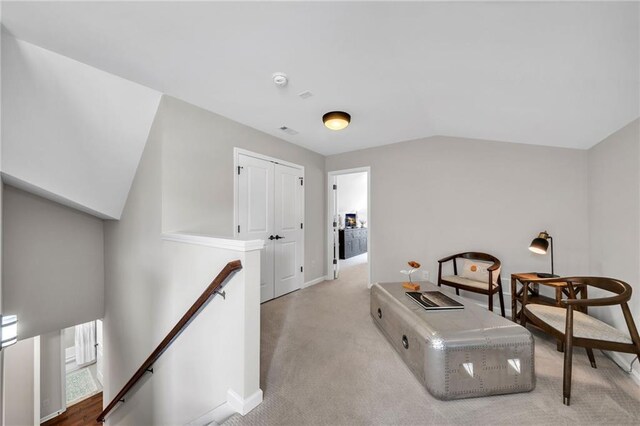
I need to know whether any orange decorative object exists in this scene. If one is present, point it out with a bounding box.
[403,282,421,291]
[408,261,421,269]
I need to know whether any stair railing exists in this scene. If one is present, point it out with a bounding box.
[97,260,243,423]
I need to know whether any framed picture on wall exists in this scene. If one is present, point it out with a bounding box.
[345,213,357,227]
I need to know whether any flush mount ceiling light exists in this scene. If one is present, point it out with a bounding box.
[272,72,288,87]
[323,111,351,131]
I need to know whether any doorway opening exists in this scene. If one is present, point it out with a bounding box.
[327,168,371,285]
[63,320,103,407]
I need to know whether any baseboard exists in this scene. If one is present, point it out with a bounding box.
[40,408,66,424]
[604,351,640,386]
[303,276,328,288]
[187,401,237,426]
[227,388,263,416]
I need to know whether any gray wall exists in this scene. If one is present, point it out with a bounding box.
[161,96,326,281]
[588,119,640,365]
[104,95,264,425]
[326,135,590,291]
[40,331,64,421]
[104,99,164,425]
[2,185,105,339]
[3,337,35,426]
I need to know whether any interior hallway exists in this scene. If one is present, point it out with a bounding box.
[226,255,640,425]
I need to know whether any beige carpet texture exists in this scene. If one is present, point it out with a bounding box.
[226,254,640,425]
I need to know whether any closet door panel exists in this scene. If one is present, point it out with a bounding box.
[274,164,303,298]
[238,154,275,303]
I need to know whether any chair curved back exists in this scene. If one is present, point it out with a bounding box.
[521,275,639,406]
[437,251,505,316]
[562,276,631,298]
[457,252,501,268]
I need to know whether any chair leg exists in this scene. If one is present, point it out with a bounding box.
[455,288,459,296]
[498,285,506,318]
[563,308,574,406]
[586,348,597,368]
[488,291,493,312]
[520,311,528,328]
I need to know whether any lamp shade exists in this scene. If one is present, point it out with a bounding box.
[529,231,551,254]
[323,111,351,130]
[1,314,18,349]
[529,237,549,254]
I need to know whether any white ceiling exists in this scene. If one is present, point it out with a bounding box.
[2,1,639,156]
[2,35,161,219]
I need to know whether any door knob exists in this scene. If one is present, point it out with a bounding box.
[275,235,285,240]
[268,235,276,240]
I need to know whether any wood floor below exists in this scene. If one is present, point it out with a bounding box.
[42,392,103,426]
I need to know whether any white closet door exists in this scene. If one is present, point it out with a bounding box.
[238,154,275,303]
[273,164,304,298]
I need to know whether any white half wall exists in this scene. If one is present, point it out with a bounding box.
[1,34,161,219]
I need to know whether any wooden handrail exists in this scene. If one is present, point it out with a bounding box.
[97,260,243,423]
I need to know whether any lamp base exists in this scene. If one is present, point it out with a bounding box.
[536,273,559,278]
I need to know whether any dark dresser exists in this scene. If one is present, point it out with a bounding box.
[339,227,368,259]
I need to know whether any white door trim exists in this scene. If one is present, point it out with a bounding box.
[327,167,372,287]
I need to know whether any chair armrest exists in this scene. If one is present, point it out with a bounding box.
[561,295,626,308]
[438,253,462,263]
[487,259,501,271]
[527,276,630,307]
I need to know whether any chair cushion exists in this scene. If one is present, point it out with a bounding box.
[524,304,633,344]
[459,259,500,284]
[441,275,497,291]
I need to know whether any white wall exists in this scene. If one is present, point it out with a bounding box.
[0,7,4,418]
[63,326,75,351]
[40,331,64,421]
[326,135,590,291]
[160,96,326,282]
[104,99,262,425]
[2,337,37,426]
[588,118,640,366]
[1,34,161,219]
[2,185,105,339]
[337,172,367,224]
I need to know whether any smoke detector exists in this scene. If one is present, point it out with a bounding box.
[272,72,288,87]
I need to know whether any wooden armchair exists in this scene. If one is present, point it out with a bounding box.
[437,252,505,317]
[521,276,640,405]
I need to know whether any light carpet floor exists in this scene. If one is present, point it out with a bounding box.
[226,254,640,425]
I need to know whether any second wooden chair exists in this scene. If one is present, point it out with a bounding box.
[437,252,505,317]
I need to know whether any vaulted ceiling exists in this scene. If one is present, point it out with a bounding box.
[3,1,638,158]
[1,2,638,218]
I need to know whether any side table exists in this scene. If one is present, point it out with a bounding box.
[511,273,588,353]
[511,273,588,322]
